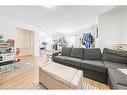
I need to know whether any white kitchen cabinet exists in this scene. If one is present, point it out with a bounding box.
[16,28,34,56]
[24,31,30,48]
[16,29,31,49]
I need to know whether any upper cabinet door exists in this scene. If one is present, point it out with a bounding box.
[16,28,31,49]
[23,30,30,48]
[16,28,24,48]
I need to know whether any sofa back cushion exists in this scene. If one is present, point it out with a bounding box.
[83,48,102,60]
[61,47,72,56]
[102,48,127,63]
[70,48,83,59]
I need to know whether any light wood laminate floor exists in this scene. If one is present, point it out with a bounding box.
[0,53,109,90]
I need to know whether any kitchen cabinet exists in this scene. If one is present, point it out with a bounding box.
[16,28,34,56]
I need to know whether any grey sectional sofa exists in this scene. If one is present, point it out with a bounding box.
[52,47,127,89]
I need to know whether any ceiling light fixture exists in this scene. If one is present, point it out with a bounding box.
[43,4,56,9]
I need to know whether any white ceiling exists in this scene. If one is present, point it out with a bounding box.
[0,6,114,34]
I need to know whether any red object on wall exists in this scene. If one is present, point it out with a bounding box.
[16,48,20,57]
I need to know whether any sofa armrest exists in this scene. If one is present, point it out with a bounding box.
[52,52,61,59]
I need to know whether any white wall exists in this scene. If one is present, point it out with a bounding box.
[98,7,127,50]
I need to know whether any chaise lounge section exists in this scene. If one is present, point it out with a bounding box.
[102,48,127,89]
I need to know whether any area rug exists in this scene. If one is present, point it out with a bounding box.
[32,79,99,90]
[0,61,33,74]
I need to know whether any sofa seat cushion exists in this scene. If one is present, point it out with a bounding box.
[61,47,72,56]
[84,48,102,60]
[70,48,83,59]
[108,68,127,88]
[54,56,69,63]
[103,61,127,69]
[65,57,83,67]
[81,60,107,73]
[102,48,127,63]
